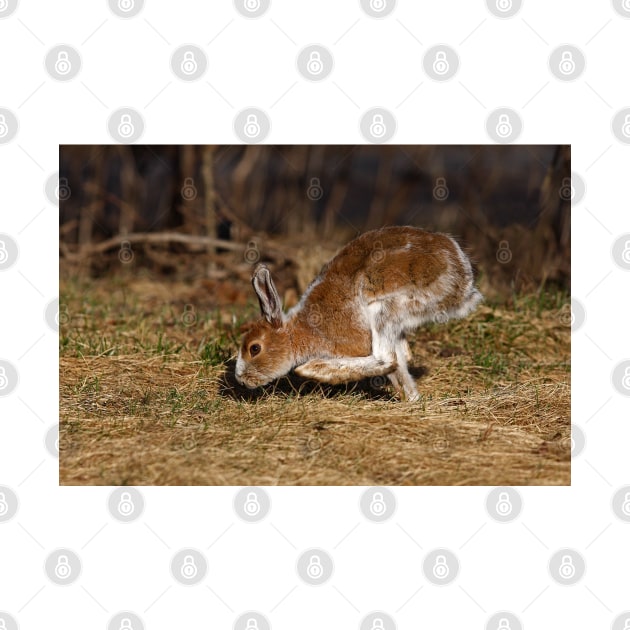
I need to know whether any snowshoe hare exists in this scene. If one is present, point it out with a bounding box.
[235,226,482,401]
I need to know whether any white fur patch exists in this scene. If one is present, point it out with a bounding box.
[235,353,245,379]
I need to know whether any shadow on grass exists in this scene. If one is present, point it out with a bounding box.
[218,359,429,402]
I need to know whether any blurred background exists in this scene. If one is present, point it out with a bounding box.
[59,145,570,301]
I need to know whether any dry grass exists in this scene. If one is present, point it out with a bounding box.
[59,273,570,486]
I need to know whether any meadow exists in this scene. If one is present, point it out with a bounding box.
[59,271,570,486]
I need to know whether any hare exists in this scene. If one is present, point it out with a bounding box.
[235,226,482,401]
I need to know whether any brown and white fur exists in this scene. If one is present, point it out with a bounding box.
[235,226,482,401]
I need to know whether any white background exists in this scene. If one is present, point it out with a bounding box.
[0,0,629,628]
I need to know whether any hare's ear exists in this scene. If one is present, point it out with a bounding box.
[252,265,283,328]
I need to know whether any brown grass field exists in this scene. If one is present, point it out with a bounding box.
[59,272,570,486]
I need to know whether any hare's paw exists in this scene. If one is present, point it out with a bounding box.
[295,356,397,384]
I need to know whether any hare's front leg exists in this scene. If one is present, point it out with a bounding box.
[294,355,397,385]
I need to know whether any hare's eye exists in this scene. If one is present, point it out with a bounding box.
[249,343,261,357]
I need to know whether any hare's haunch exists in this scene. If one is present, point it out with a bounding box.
[235,226,482,401]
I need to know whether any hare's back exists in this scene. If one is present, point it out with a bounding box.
[325,227,467,297]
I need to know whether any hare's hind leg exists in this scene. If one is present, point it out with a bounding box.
[388,338,419,401]
[295,355,397,385]
[371,306,420,402]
